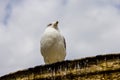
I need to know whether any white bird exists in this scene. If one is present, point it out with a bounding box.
[40,21,66,64]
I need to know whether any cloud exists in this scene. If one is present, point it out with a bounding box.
[3,0,14,25]
[0,0,9,24]
[61,0,120,58]
[0,0,120,76]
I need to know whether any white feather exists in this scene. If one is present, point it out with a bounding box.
[40,22,66,64]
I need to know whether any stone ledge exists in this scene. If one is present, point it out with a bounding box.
[0,53,120,80]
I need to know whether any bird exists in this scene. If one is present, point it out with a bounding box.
[40,21,66,64]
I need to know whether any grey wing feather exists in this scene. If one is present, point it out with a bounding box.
[63,37,66,49]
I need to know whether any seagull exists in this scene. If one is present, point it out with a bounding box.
[40,21,66,64]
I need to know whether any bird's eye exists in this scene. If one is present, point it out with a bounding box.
[47,23,52,26]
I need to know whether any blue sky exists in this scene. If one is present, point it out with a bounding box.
[0,0,120,76]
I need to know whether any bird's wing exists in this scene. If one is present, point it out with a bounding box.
[63,36,66,49]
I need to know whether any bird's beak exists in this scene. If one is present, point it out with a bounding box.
[56,21,59,25]
[54,21,59,27]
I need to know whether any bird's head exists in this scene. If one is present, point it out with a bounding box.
[47,21,59,29]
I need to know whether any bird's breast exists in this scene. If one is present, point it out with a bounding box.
[40,27,66,64]
[41,32,62,49]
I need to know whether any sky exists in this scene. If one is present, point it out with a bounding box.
[0,0,120,76]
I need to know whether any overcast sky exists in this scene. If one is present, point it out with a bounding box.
[0,0,120,76]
